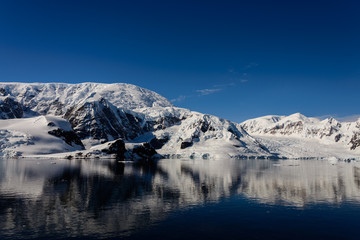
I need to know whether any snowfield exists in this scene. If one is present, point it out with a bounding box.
[0,116,84,157]
[0,82,359,160]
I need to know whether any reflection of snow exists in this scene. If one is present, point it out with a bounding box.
[1,158,360,238]
[240,160,360,206]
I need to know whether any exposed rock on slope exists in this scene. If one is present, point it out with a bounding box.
[48,128,84,149]
[0,97,24,119]
[350,132,360,150]
[64,98,143,142]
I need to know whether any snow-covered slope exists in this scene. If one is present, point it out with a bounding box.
[240,113,360,158]
[0,116,84,157]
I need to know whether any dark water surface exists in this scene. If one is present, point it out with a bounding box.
[1,158,360,239]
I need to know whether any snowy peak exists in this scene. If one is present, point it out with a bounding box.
[0,82,172,117]
[240,113,316,133]
[241,113,360,151]
[241,113,325,136]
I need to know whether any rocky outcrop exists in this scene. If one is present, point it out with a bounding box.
[101,139,126,159]
[64,98,143,142]
[48,128,85,149]
[74,140,159,160]
[144,116,183,131]
[350,133,360,150]
[130,143,158,160]
[0,97,24,119]
[180,140,193,149]
[149,135,169,149]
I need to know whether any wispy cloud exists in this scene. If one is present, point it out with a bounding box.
[196,88,222,96]
[314,114,360,122]
[240,79,248,83]
[314,114,335,120]
[172,83,235,103]
[337,115,360,122]
[213,82,236,88]
[171,95,188,102]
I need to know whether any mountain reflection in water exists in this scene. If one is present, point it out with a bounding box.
[1,158,360,239]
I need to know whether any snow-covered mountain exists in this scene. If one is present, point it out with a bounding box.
[240,113,360,158]
[0,82,359,159]
[0,82,273,159]
[134,107,272,159]
[0,82,172,141]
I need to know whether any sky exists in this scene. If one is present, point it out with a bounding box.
[0,0,359,122]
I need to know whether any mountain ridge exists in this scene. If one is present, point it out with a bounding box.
[0,82,359,159]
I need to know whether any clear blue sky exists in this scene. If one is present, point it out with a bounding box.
[0,0,359,122]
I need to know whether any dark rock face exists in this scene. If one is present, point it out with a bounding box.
[258,144,270,153]
[188,119,216,134]
[64,98,143,141]
[227,126,244,139]
[265,121,303,135]
[320,122,342,139]
[132,143,157,159]
[47,122,56,127]
[48,128,85,149]
[0,98,24,119]
[144,116,182,131]
[335,134,342,142]
[0,87,7,96]
[36,99,65,115]
[350,133,360,150]
[181,141,193,149]
[99,140,157,160]
[200,120,215,133]
[101,139,126,159]
[149,136,169,149]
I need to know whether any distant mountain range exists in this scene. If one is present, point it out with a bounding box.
[0,82,359,159]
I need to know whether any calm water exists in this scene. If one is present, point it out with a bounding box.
[1,158,360,240]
